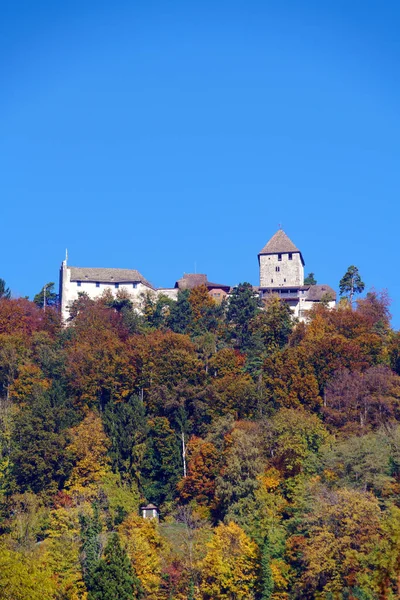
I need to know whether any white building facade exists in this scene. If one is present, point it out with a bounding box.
[59,260,155,322]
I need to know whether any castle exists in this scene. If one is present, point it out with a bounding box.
[59,229,336,322]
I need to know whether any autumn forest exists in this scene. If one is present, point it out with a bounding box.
[1,281,400,599]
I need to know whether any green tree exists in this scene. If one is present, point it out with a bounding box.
[226,282,262,351]
[33,282,58,308]
[260,537,274,600]
[9,394,72,495]
[89,532,142,600]
[304,272,317,285]
[167,290,193,334]
[0,278,11,299]
[251,295,293,351]
[103,394,148,484]
[141,417,182,507]
[80,504,102,589]
[339,265,365,303]
[214,424,264,523]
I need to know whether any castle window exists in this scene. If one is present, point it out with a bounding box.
[278,254,282,261]
[271,279,273,283]
[96,282,100,288]
[77,281,81,287]
[276,266,280,272]
[284,278,286,282]
[289,253,293,260]
[133,283,137,289]
[115,283,119,289]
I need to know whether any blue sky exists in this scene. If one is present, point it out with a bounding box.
[1,1,400,323]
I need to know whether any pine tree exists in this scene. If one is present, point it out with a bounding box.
[260,536,274,600]
[80,504,102,589]
[0,278,11,299]
[339,265,365,303]
[88,533,142,600]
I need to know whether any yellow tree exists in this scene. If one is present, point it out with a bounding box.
[199,521,260,600]
[65,411,111,500]
[0,544,57,600]
[118,513,165,599]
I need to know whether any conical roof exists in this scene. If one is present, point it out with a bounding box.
[259,230,300,255]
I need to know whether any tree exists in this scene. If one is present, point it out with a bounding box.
[33,282,58,309]
[214,423,264,522]
[0,278,11,299]
[288,486,382,598]
[167,290,193,334]
[304,272,317,285]
[141,417,182,507]
[199,521,259,600]
[103,395,148,484]
[339,265,365,303]
[80,504,102,590]
[260,537,274,600]
[9,393,72,495]
[89,533,142,600]
[0,545,56,600]
[250,295,293,351]
[226,282,262,351]
[65,411,111,500]
[118,513,165,599]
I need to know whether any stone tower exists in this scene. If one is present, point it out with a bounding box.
[258,229,305,287]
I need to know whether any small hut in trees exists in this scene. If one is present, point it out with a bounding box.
[141,503,159,520]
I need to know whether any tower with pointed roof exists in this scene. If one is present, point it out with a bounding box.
[258,229,305,288]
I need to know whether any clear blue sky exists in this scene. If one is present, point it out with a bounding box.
[1,1,400,323]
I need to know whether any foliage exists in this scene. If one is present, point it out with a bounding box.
[304,273,317,285]
[88,532,141,600]
[339,265,365,303]
[65,411,111,500]
[0,544,57,600]
[34,282,58,309]
[0,279,11,300]
[199,521,260,599]
[0,278,399,598]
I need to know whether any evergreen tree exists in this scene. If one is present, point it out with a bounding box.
[33,282,58,308]
[226,282,262,351]
[167,290,193,333]
[89,533,142,600]
[102,395,148,483]
[304,272,317,285]
[260,537,274,600]
[339,265,365,303]
[0,278,11,299]
[141,417,182,506]
[80,503,102,588]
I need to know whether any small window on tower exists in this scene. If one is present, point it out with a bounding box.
[278,254,282,261]
[115,283,119,289]
[275,266,280,272]
[289,253,293,260]
[96,282,100,288]
[77,281,81,287]
[271,279,273,283]
[133,283,137,289]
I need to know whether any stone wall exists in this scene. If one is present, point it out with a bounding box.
[259,252,304,287]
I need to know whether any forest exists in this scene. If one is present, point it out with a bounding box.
[0,279,400,599]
